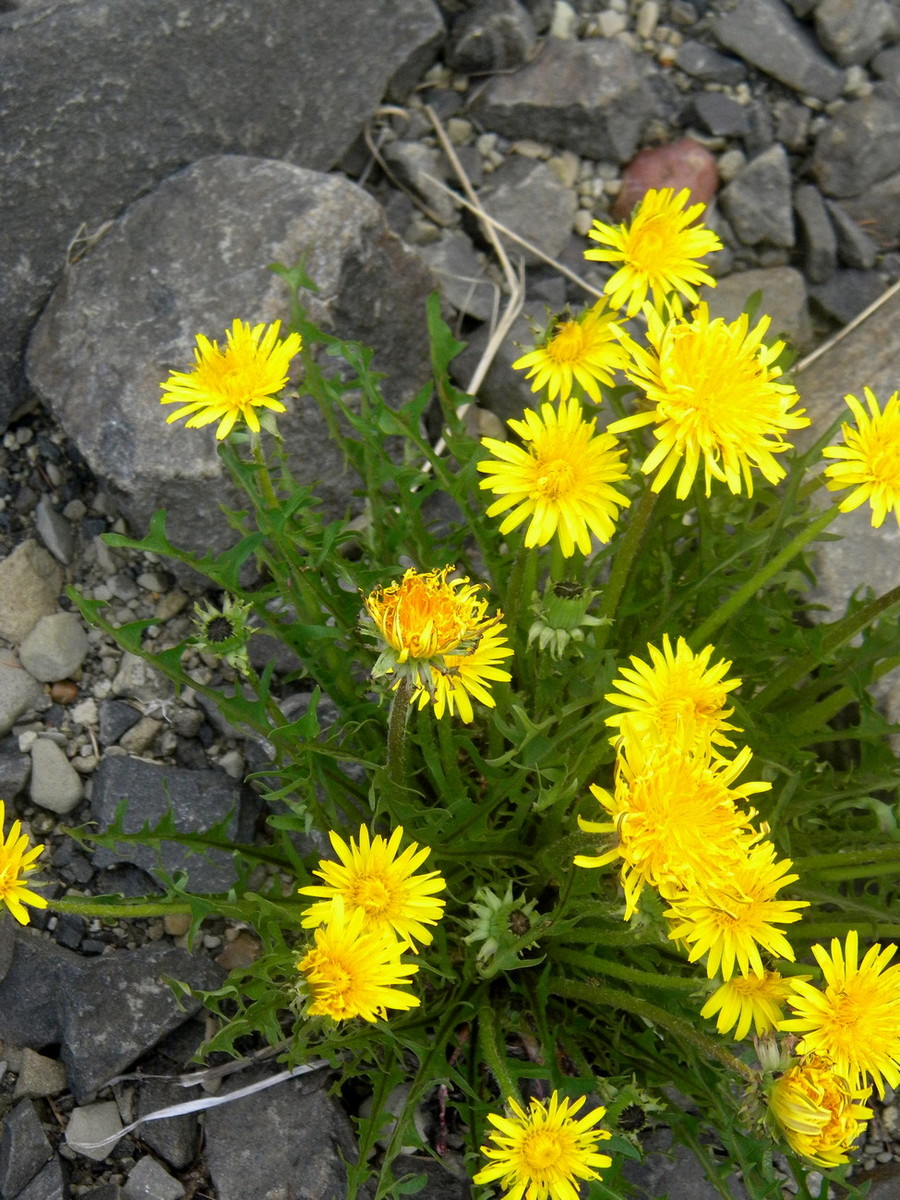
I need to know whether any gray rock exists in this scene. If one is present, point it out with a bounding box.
[826,199,879,269]
[135,1078,201,1171]
[451,311,540,424]
[0,540,63,645]
[81,1187,125,1200]
[0,927,87,1049]
[13,1048,68,1100]
[65,1101,124,1162]
[447,0,537,73]
[0,0,444,429]
[719,145,795,248]
[811,95,900,198]
[0,659,44,738]
[471,36,657,162]
[0,750,31,799]
[89,755,254,892]
[392,1155,471,1200]
[0,1099,54,1199]
[26,156,436,558]
[14,1156,68,1200]
[19,612,89,683]
[412,229,499,321]
[29,737,83,815]
[110,655,174,707]
[478,157,577,266]
[871,43,900,81]
[98,699,143,747]
[702,266,813,353]
[814,0,897,66]
[843,171,900,247]
[692,91,750,136]
[122,1156,184,1200]
[809,269,886,324]
[712,0,844,101]
[204,1069,358,1200]
[675,39,747,84]
[623,1127,749,1199]
[381,141,459,226]
[34,496,74,566]
[794,184,837,283]
[60,942,223,1102]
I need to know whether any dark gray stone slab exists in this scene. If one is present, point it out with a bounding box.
[0,0,443,430]
[60,942,223,1102]
[471,36,657,162]
[135,1078,201,1171]
[14,1156,68,1200]
[0,928,88,1050]
[825,200,879,270]
[712,0,844,101]
[794,184,837,283]
[814,0,897,67]
[811,95,900,199]
[0,1099,54,1200]
[26,157,436,557]
[446,0,537,73]
[89,755,254,893]
[719,144,795,248]
[809,269,886,326]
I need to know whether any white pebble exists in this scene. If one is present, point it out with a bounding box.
[636,0,660,38]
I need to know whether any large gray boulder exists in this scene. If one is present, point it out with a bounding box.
[26,156,437,555]
[0,0,444,430]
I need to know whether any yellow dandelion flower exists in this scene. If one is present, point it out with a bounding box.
[575,742,768,919]
[511,301,633,404]
[604,634,742,754]
[701,969,801,1042]
[822,387,900,528]
[612,303,809,499]
[361,567,513,723]
[297,902,420,1023]
[477,397,631,558]
[160,318,302,440]
[664,841,808,980]
[298,825,446,949]
[473,1092,612,1200]
[768,1055,872,1169]
[0,800,48,926]
[584,187,723,317]
[780,930,900,1097]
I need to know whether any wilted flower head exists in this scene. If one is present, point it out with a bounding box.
[160,318,302,440]
[768,1055,872,1168]
[822,387,900,528]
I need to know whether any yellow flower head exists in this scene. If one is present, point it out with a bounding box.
[768,1055,872,1169]
[361,567,512,723]
[780,929,900,1097]
[585,187,723,317]
[575,742,769,919]
[297,902,420,1023]
[822,387,900,528]
[664,840,808,980]
[473,1092,612,1200]
[511,300,632,404]
[0,800,48,926]
[477,397,631,558]
[298,825,446,949]
[160,318,303,440]
[701,969,801,1042]
[604,634,742,755]
[612,303,809,499]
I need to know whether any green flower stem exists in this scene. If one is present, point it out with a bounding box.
[594,485,659,655]
[503,540,537,652]
[477,1003,520,1100]
[385,676,415,800]
[550,946,699,991]
[753,580,900,711]
[688,503,841,649]
[249,431,279,509]
[543,923,665,947]
[547,976,759,1084]
[52,896,192,919]
[795,845,900,871]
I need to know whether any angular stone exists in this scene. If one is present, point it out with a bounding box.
[15,1156,68,1200]
[60,943,223,1102]
[411,229,498,321]
[0,1099,53,1199]
[122,1156,184,1200]
[712,0,844,101]
[809,269,886,325]
[0,658,44,738]
[27,157,436,557]
[719,144,795,247]
[478,157,577,265]
[471,36,657,162]
[446,0,537,73]
[13,1048,68,1100]
[0,0,444,429]
[702,266,813,353]
[842,172,900,247]
[135,1078,201,1172]
[19,612,89,683]
[692,92,750,137]
[89,755,253,892]
[814,0,897,67]
[0,927,88,1049]
[0,539,63,644]
[204,1069,358,1200]
[825,200,878,269]
[811,96,900,199]
[29,737,83,815]
[794,184,837,283]
[675,40,746,84]
[65,1101,125,1162]
[34,496,75,566]
[98,699,143,748]
[381,141,459,227]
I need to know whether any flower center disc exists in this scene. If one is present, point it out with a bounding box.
[351,876,394,916]
[536,458,576,500]
[522,1128,563,1174]
[548,323,586,364]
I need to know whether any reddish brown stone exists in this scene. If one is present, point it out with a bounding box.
[612,137,719,220]
[50,679,78,704]
[216,930,262,970]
